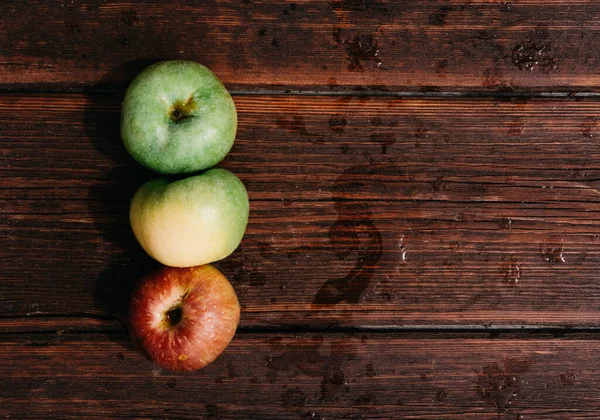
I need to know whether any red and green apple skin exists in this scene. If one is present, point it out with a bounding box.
[121,60,237,174]
[128,264,240,372]
[130,168,249,268]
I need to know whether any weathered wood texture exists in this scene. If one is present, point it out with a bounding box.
[2,0,600,91]
[4,94,600,327]
[5,1,600,418]
[1,332,599,419]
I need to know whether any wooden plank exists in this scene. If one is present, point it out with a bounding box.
[1,332,600,419]
[2,1,600,91]
[4,94,600,327]
[0,317,121,333]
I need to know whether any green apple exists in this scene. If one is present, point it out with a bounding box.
[130,168,249,267]
[121,61,237,174]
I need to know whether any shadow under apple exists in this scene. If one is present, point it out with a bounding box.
[85,59,166,350]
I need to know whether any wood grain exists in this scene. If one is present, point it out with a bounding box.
[6,1,600,418]
[1,332,599,419]
[2,0,600,91]
[3,94,600,328]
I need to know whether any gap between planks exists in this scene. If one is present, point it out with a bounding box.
[4,85,600,99]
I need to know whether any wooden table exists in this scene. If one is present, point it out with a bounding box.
[3,1,600,418]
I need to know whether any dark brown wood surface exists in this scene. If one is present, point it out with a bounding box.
[4,95,600,328]
[3,0,600,418]
[3,332,600,419]
[2,0,600,92]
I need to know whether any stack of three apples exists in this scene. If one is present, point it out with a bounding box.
[121,61,249,372]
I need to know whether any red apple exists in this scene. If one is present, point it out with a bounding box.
[128,264,240,371]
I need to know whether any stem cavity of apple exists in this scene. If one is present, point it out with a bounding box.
[165,305,183,328]
[169,97,196,123]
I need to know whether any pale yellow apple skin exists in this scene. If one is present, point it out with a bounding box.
[130,169,249,267]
